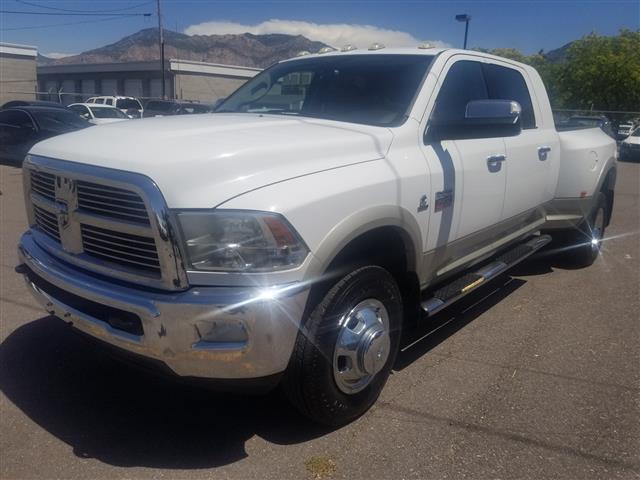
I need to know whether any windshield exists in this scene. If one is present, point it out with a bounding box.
[89,106,128,119]
[115,98,141,110]
[33,109,90,131]
[217,54,434,127]
[631,128,640,137]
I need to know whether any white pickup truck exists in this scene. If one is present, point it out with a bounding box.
[17,47,617,426]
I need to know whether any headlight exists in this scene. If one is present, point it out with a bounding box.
[176,210,309,272]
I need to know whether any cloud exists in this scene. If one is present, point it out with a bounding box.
[44,52,77,59]
[184,19,448,49]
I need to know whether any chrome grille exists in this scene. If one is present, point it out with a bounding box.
[30,171,56,201]
[24,155,188,290]
[80,224,161,276]
[77,180,150,225]
[33,205,60,241]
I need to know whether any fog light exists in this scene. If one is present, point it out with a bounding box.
[197,320,248,344]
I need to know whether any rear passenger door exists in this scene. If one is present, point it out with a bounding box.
[482,62,559,220]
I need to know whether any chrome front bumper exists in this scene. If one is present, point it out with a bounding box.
[17,231,309,379]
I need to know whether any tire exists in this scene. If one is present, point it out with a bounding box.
[565,192,607,267]
[283,265,403,426]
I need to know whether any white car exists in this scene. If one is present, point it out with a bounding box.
[617,123,634,138]
[85,96,143,118]
[18,48,617,426]
[68,103,130,125]
[620,127,640,160]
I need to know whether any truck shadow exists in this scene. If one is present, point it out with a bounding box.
[0,253,561,470]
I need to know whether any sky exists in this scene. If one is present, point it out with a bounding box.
[1,0,638,58]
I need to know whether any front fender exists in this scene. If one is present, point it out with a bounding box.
[218,161,425,282]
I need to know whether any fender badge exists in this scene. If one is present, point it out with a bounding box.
[417,194,429,212]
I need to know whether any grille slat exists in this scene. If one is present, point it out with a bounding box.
[33,205,60,241]
[82,245,161,269]
[77,180,150,225]
[80,224,160,275]
[30,172,56,201]
[82,235,158,255]
[77,203,150,221]
[78,191,146,209]
[81,224,156,246]
[83,239,159,261]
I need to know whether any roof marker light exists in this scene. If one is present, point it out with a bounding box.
[418,42,434,49]
[341,44,357,52]
[318,47,335,54]
[368,42,386,51]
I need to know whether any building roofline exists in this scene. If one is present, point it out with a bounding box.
[169,58,260,78]
[37,58,262,77]
[0,42,38,57]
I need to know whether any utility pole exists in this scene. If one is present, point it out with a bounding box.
[157,0,166,99]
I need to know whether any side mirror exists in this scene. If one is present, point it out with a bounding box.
[426,99,522,142]
[465,99,521,125]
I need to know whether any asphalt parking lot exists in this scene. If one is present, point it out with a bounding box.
[1,160,638,479]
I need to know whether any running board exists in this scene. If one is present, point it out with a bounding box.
[421,234,551,317]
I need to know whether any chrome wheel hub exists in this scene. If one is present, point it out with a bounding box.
[591,208,605,253]
[333,299,391,395]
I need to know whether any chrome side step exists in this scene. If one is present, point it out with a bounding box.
[421,234,551,317]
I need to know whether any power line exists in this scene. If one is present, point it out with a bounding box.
[0,14,148,31]
[14,0,154,14]
[1,10,151,16]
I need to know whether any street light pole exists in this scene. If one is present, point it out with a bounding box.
[157,0,166,99]
[455,14,471,49]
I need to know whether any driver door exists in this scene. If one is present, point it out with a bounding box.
[420,58,507,272]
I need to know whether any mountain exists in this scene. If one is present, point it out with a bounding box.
[41,28,330,68]
[36,53,56,65]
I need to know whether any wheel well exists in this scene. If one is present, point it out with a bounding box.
[307,226,421,326]
[600,168,616,226]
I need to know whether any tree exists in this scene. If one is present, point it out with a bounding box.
[474,29,640,113]
[557,30,640,112]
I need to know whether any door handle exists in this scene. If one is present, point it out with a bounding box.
[538,145,552,161]
[486,154,506,171]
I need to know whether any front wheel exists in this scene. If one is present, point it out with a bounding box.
[283,266,403,426]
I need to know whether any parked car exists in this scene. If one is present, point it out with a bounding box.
[86,96,143,118]
[1,100,68,110]
[564,115,616,139]
[619,127,640,161]
[17,48,617,426]
[0,106,90,164]
[616,123,634,139]
[68,103,130,125]
[143,100,212,117]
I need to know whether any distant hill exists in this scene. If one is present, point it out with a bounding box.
[544,41,573,63]
[40,28,329,68]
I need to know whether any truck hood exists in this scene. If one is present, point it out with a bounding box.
[29,113,393,208]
